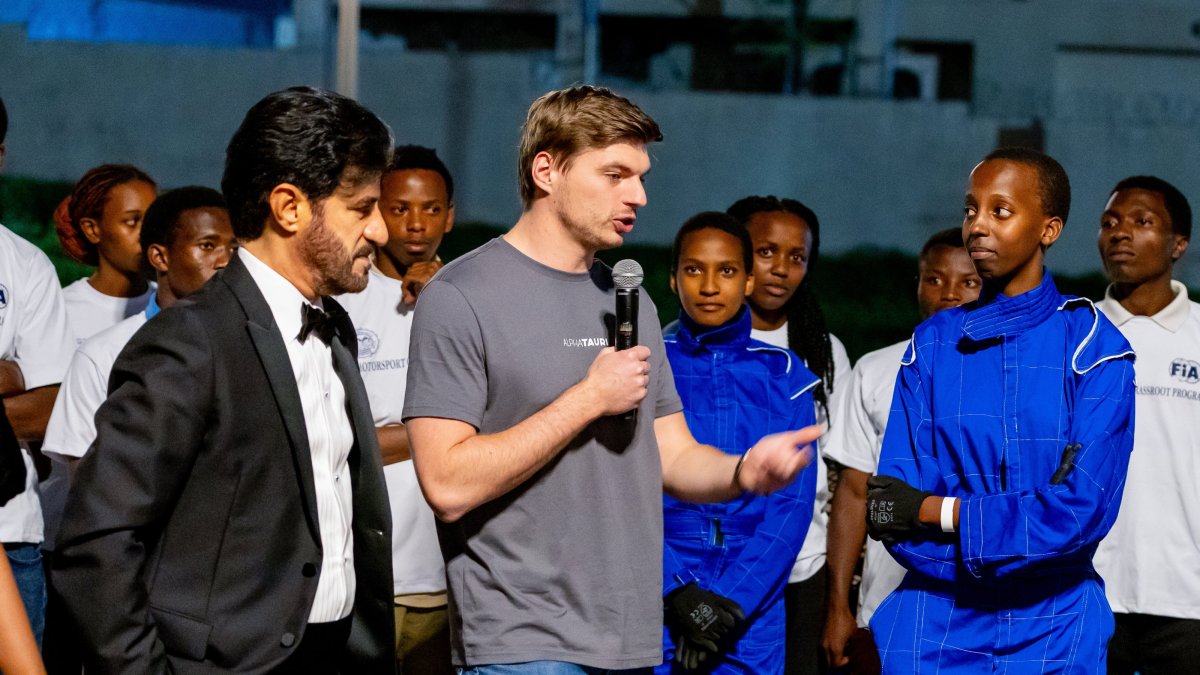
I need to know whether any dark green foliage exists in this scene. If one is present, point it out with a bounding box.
[0,175,91,285]
[0,175,71,239]
[810,246,922,361]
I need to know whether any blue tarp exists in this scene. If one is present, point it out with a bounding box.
[1,0,290,48]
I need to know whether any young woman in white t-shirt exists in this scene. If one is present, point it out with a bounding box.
[727,194,851,675]
[54,164,157,344]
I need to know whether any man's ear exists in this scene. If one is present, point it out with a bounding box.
[268,183,310,235]
[744,273,755,297]
[445,202,456,234]
[146,243,169,274]
[1171,235,1189,262]
[669,273,677,295]
[1040,216,1064,248]
[530,151,556,199]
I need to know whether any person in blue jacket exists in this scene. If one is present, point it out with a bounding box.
[865,148,1136,674]
[661,211,821,673]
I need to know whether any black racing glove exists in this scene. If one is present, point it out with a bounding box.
[866,475,931,543]
[665,583,745,659]
[674,635,711,671]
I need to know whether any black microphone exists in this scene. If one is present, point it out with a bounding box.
[613,259,644,422]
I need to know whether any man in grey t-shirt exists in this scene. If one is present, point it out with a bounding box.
[404,85,822,673]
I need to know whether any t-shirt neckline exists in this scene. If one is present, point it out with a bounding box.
[493,236,603,284]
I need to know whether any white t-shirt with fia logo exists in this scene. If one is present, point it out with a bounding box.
[1094,281,1200,619]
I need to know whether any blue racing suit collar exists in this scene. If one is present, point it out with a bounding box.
[144,292,161,320]
[674,304,752,353]
[963,269,1059,341]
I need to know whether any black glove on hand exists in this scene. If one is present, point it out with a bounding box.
[665,583,745,657]
[866,475,931,543]
[674,635,711,671]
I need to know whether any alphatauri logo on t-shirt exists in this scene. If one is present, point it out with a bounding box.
[1170,358,1200,384]
[562,336,609,348]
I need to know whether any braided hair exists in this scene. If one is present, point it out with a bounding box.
[54,164,156,266]
[728,195,835,415]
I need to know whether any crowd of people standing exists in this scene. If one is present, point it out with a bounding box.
[0,83,1195,675]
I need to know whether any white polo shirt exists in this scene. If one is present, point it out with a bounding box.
[750,325,852,584]
[822,339,909,626]
[1094,281,1200,620]
[338,266,446,597]
[62,277,155,347]
[0,225,74,543]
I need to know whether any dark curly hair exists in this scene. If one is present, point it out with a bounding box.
[919,227,965,258]
[983,147,1071,225]
[390,145,455,202]
[728,195,835,414]
[140,186,227,251]
[671,211,753,273]
[221,86,393,240]
[1110,175,1191,239]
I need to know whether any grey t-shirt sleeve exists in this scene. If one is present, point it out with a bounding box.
[402,279,487,428]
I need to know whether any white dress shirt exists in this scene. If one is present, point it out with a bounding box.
[240,248,356,623]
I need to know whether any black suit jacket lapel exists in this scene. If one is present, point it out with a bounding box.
[221,255,322,543]
[325,299,385,498]
[325,297,395,669]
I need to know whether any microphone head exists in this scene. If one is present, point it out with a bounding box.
[613,259,644,289]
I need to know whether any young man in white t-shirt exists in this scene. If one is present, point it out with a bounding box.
[337,145,455,674]
[39,186,234,674]
[819,228,980,672]
[0,95,76,649]
[43,186,235,478]
[1091,176,1200,675]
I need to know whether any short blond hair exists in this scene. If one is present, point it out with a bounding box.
[518,85,662,209]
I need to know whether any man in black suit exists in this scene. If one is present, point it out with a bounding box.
[52,87,395,674]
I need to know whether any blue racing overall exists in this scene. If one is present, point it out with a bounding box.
[872,271,1136,674]
[660,307,819,674]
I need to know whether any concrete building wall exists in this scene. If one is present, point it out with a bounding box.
[3,21,1200,283]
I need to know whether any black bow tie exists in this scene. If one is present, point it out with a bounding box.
[298,303,338,345]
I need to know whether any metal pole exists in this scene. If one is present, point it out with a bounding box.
[336,0,359,98]
[880,0,898,98]
[783,0,807,94]
[582,0,599,84]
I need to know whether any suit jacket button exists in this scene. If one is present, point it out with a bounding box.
[302,562,317,577]
[281,632,296,647]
